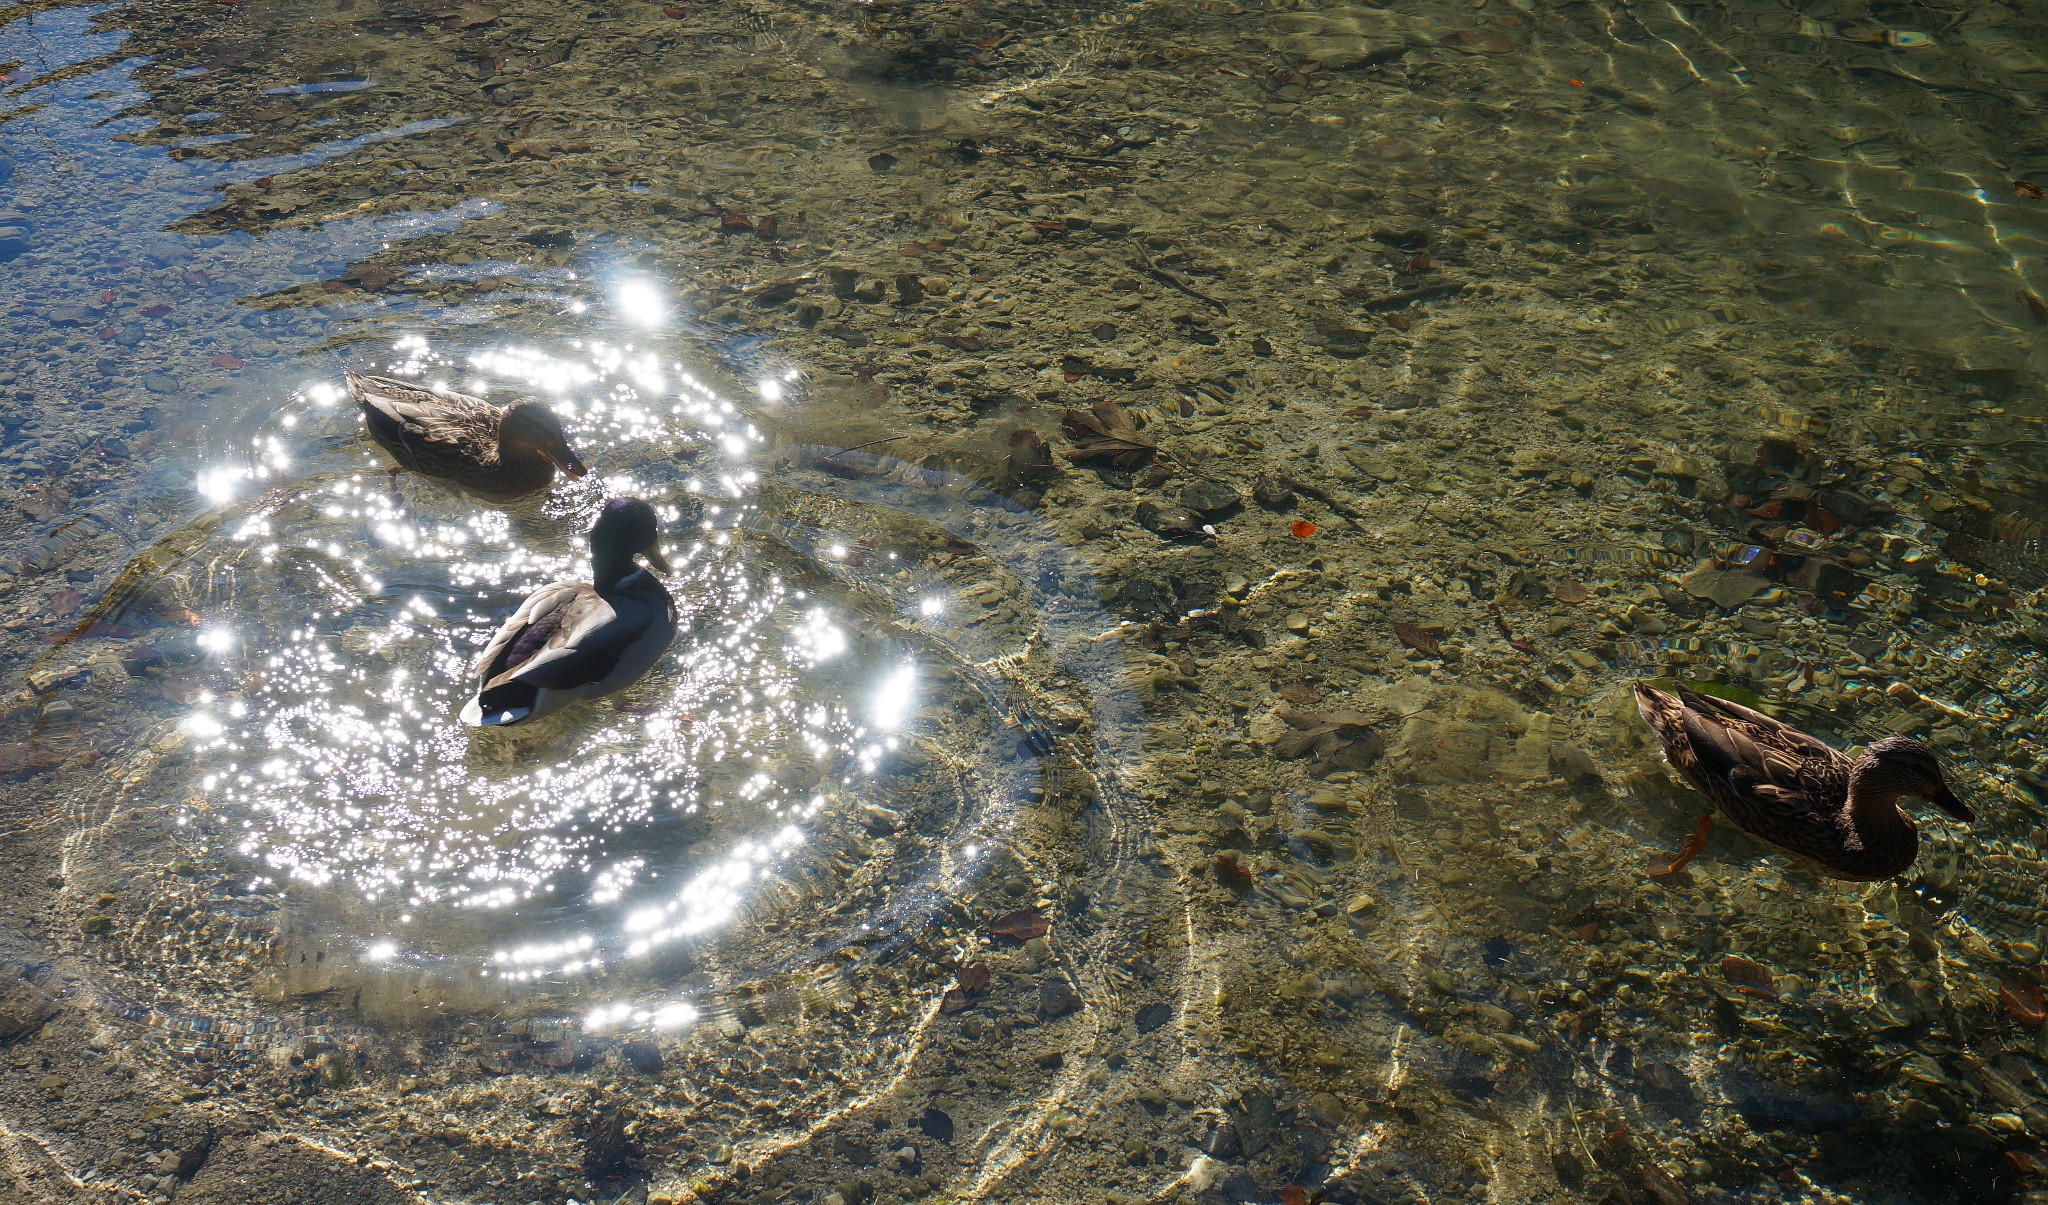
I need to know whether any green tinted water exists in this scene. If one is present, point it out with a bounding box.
[1,1,2046,1202]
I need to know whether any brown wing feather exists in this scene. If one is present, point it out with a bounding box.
[1674,686,1840,762]
[349,372,503,472]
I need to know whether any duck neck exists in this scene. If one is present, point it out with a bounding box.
[495,432,543,468]
[1845,763,1911,828]
[592,547,640,591]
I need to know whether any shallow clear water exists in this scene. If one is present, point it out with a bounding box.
[3,1,2048,1203]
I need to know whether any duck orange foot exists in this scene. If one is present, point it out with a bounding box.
[1647,816,1714,878]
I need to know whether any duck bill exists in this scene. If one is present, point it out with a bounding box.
[550,450,589,480]
[641,545,674,575]
[1931,787,1973,822]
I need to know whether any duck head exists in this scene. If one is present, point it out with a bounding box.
[591,496,673,581]
[1856,735,1972,821]
[501,399,588,479]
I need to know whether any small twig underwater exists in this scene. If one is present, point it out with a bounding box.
[826,435,908,461]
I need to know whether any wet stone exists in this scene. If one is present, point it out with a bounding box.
[620,1040,663,1074]
[1110,569,1181,616]
[917,1107,953,1143]
[1037,978,1081,1019]
[0,972,58,1043]
[1135,500,1208,540]
[1178,481,1241,514]
[1251,476,1297,509]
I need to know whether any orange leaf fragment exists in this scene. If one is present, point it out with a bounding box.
[142,303,171,318]
[212,353,245,370]
[1552,579,1590,604]
[1213,855,1254,888]
[1290,520,1317,539]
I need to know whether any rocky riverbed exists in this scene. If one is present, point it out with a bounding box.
[0,0,2047,1203]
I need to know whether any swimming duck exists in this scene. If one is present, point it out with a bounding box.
[460,497,677,727]
[346,370,587,501]
[1634,683,1971,881]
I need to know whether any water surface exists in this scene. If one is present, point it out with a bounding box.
[2,1,2046,1203]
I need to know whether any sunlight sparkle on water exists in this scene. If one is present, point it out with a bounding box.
[871,664,917,731]
[468,345,598,396]
[615,279,666,326]
[196,466,244,505]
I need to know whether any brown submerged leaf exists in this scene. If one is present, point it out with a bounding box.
[1276,681,1323,706]
[989,909,1047,943]
[1390,621,1440,657]
[940,964,991,1014]
[1720,955,1776,996]
[1060,399,1156,470]
[1273,709,1385,769]
[2000,978,2046,1027]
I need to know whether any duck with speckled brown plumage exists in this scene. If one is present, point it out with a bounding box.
[1634,682,1972,881]
[346,370,587,501]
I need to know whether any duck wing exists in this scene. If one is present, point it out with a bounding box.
[347,371,500,463]
[1672,689,1854,843]
[1674,686,1840,762]
[474,581,629,692]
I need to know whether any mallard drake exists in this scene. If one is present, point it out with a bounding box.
[460,497,677,727]
[1634,683,1971,881]
[346,370,587,501]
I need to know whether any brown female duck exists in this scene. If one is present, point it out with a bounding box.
[1634,682,1971,881]
[346,370,587,502]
